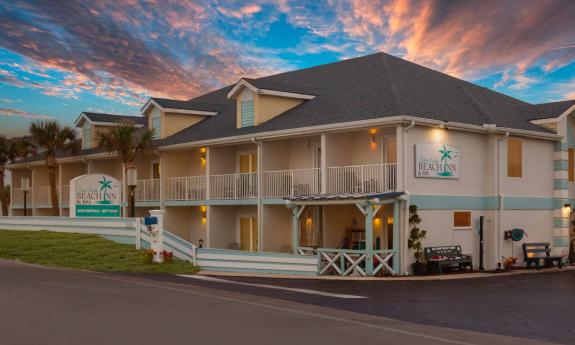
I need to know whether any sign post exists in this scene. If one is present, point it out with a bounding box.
[69,174,122,218]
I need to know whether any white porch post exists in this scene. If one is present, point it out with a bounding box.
[58,164,63,216]
[291,206,300,253]
[365,204,374,276]
[393,200,401,273]
[320,134,327,194]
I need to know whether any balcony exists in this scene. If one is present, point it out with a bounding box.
[264,168,321,198]
[165,176,206,201]
[326,163,397,194]
[210,172,257,199]
[35,186,52,206]
[135,178,161,202]
[263,163,397,198]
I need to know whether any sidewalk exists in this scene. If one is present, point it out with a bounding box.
[199,265,575,281]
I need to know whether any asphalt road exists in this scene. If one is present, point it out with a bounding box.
[0,260,569,345]
[152,271,575,345]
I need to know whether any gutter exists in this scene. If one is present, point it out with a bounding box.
[401,121,414,275]
[158,115,561,152]
[496,131,509,269]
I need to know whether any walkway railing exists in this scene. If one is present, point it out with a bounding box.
[210,172,257,199]
[327,163,397,194]
[264,168,321,198]
[165,176,206,201]
[136,179,160,202]
[298,247,396,276]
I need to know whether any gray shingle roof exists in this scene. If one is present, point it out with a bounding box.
[82,112,147,125]
[159,52,565,147]
[526,100,575,120]
[150,98,226,112]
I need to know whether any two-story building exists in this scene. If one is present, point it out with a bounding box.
[8,52,575,275]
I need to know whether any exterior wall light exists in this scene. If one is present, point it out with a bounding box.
[200,147,207,167]
[387,216,394,225]
[200,205,207,224]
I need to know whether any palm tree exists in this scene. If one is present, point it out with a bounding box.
[29,120,78,216]
[0,136,36,216]
[96,122,154,217]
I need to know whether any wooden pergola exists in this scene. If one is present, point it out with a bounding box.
[285,192,405,276]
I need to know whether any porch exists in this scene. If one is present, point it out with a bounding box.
[286,192,404,276]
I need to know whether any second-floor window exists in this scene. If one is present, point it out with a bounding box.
[507,138,522,178]
[83,124,91,149]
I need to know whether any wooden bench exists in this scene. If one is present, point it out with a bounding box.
[424,246,473,274]
[522,243,563,269]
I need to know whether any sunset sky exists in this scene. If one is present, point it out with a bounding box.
[0,0,574,137]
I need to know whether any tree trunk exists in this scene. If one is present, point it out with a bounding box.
[0,168,7,216]
[48,164,59,216]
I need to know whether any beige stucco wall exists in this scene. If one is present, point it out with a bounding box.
[163,112,206,138]
[90,158,123,180]
[324,129,394,167]
[209,206,238,249]
[163,206,206,245]
[209,144,256,175]
[262,205,291,252]
[257,95,302,125]
[261,137,320,172]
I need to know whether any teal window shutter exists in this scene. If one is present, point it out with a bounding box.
[83,125,92,149]
[241,100,254,127]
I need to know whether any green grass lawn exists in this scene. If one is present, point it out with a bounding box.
[0,230,198,274]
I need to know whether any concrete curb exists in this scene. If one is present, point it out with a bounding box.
[198,265,575,281]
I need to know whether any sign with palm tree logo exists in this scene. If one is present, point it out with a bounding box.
[415,143,460,179]
[69,174,121,217]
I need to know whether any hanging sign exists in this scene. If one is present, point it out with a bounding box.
[69,174,122,217]
[415,143,460,179]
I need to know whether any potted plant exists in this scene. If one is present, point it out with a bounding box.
[408,205,428,275]
[502,256,517,271]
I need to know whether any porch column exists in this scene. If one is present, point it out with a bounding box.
[365,204,374,276]
[291,206,300,254]
[393,200,400,273]
[320,134,327,194]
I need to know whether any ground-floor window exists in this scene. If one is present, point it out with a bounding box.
[453,211,471,229]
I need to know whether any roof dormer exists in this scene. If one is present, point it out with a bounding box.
[227,78,315,128]
[74,112,146,150]
[141,98,219,139]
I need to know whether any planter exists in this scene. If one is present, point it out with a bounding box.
[412,261,427,275]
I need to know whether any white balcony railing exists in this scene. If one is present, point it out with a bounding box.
[264,168,321,198]
[210,172,257,199]
[11,188,24,205]
[35,186,52,205]
[165,176,206,201]
[61,185,69,205]
[136,179,161,202]
[327,163,397,194]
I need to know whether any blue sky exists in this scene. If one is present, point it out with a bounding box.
[0,0,573,137]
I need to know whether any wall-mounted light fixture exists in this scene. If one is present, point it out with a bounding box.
[200,147,207,167]
[369,128,378,149]
[200,205,207,224]
[387,216,394,225]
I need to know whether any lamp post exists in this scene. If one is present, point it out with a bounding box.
[21,177,30,217]
[126,166,137,218]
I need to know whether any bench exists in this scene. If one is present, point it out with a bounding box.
[425,246,473,274]
[522,243,563,269]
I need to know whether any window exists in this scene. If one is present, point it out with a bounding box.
[151,110,161,139]
[454,211,471,228]
[569,148,574,182]
[82,124,92,149]
[240,88,254,127]
[152,162,160,179]
[507,138,522,177]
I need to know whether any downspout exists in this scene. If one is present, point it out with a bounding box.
[496,131,509,269]
[402,121,415,275]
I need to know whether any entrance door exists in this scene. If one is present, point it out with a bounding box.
[299,206,323,247]
[238,152,257,173]
[239,216,258,251]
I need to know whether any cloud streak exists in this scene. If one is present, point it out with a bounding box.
[0,108,54,120]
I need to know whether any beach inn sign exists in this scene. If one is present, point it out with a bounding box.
[69,174,122,217]
[415,143,460,179]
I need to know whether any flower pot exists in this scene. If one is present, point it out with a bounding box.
[412,262,427,275]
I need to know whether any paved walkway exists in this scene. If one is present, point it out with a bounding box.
[0,259,562,345]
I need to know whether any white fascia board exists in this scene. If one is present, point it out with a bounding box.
[227,79,258,99]
[73,113,91,128]
[162,108,218,116]
[557,103,575,122]
[141,98,217,116]
[257,89,316,100]
[529,104,575,125]
[158,115,561,152]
